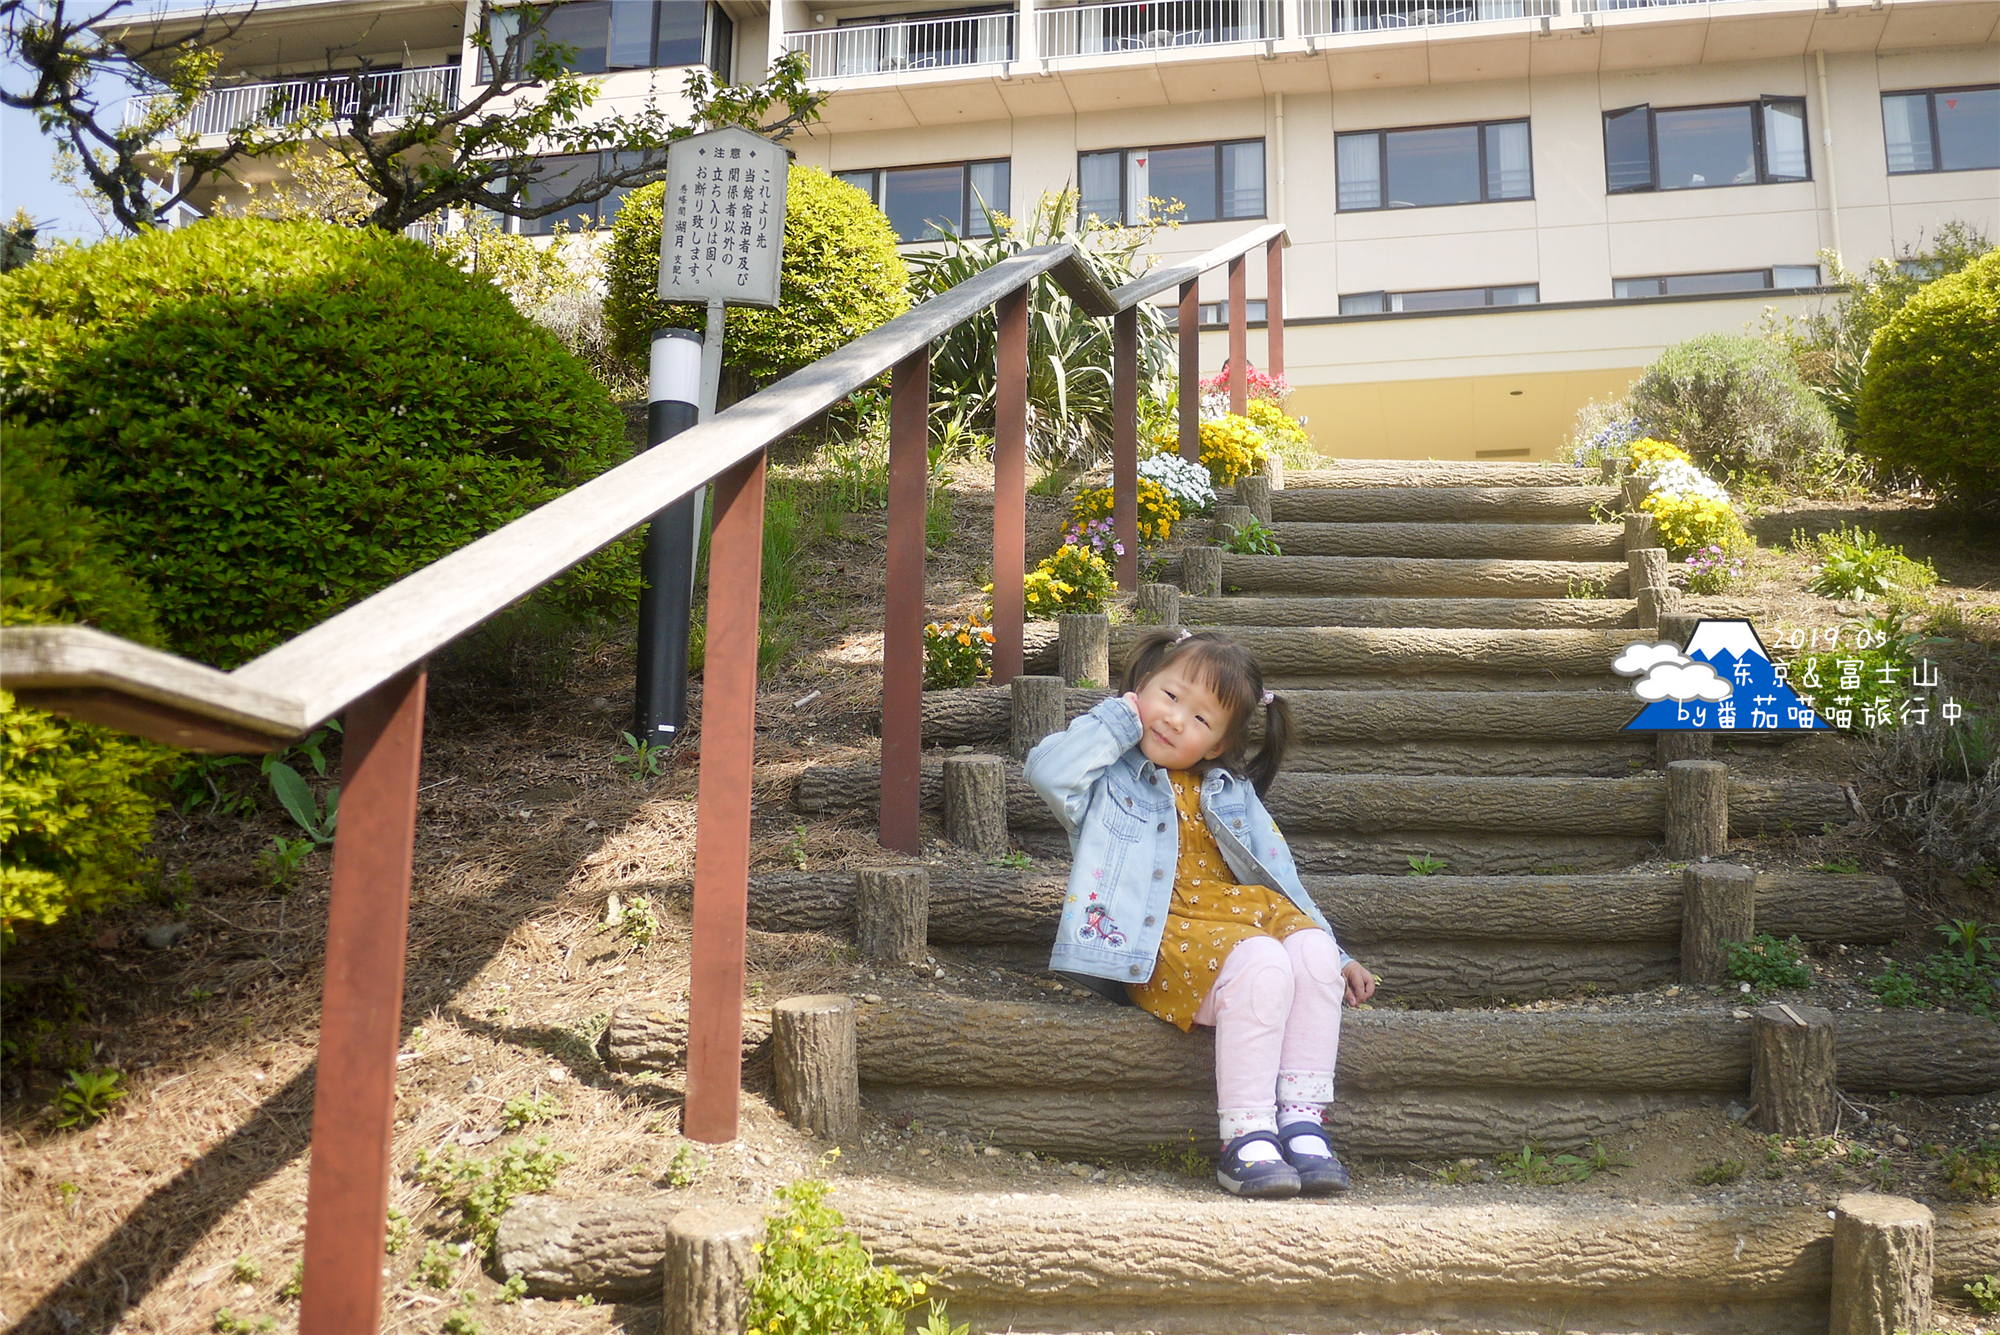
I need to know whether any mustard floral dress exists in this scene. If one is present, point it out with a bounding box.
[1127,769,1318,1031]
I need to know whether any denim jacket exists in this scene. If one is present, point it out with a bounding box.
[1022,696,1351,987]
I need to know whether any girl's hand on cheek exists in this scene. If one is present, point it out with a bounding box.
[1122,691,1140,709]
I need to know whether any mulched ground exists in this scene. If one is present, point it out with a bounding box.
[4,456,1997,1334]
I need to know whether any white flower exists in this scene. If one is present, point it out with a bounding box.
[1137,453,1214,513]
[1639,459,1731,505]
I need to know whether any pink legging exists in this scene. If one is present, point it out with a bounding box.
[1194,929,1343,1133]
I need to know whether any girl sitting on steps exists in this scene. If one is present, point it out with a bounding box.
[1025,628,1377,1198]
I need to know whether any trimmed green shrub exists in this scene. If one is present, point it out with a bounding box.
[604,165,909,383]
[1629,334,1845,483]
[1856,250,2000,512]
[1,423,170,940]
[0,218,635,669]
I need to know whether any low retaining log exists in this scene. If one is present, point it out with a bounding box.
[1214,554,1632,600]
[604,1005,770,1073]
[1832,1194,1933,1335]
[1284,463,1592,489]
[1107,625,1650,680]
[1180,595,1643,629]
[496,1195,665,1298]
[1268,521,1626,561]
[1271,484,1621,524]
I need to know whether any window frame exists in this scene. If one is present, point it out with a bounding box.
[1602,96,1811,194]
[1075,137,1267,226]
[1337,284,1540,315]
[481,1,732,80]
[1611,265,1823,299]
[1881,83,2000,175]
[834,157,1011,242]
[1334,117,1535,212]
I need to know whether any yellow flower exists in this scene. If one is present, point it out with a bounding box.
[913,1281,927,1296]
[957,633,971,646]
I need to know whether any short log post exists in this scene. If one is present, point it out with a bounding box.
[1750,1002,1836,1136]
[1058,613,1110,688]
[1679,862,1756,985]
[1628,547,1679,626]
[1262,456,1285,491]
[1622,476,1650,512]
[1659,611,1702,650]
[771,995,860,1141]
[1236,475,1273,523]
[1831,1194,1934,1335]
[1213,503,1253,546]
[942,756,1008,856]
[1624,509,1658,550]
[1010,674,1066,760]
[1135,582,1180,628]
[854,867,928,963]
[1666,759,1729,860]
[664,1206,765,1335]
[1183,546,1223,597]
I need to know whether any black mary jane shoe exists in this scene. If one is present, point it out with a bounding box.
[1215,1129,1302,1199]
[1276,1120,1351,1195]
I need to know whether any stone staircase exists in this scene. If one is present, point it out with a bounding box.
[580,460,1999,1331]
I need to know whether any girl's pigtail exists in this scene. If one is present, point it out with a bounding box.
[1121,627,1183,694]
[1244,693,1293,797]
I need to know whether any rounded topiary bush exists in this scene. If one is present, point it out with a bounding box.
[1857,250,2000,511]
[2,422,171,940]
[0,218,635,668]
[604,164,909,383]
[1628,333,1845,483]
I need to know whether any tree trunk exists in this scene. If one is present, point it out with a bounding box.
[664,1206,766,1335]
[1750,1002,1836,1136]
[854,866,929,963]
[771,994,860,1141]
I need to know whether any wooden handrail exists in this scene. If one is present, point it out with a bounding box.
[1107,221,1288,312]
[0,244,1099,746]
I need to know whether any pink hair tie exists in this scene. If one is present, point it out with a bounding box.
[1261,690,1275,706]
[1174,628,1192,642]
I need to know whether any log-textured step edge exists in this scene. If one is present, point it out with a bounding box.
[1283,462,1599,489]
[792,762,1856,837]
[498,1190,1999,1331]
[1215,554,1632,600]
[1267,521,1626,561]
[1260,483,1622,523]
[1106,625,1649,680]
[1181,594,1644,629]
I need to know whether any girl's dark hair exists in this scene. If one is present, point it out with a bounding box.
[1121,628,1292,796]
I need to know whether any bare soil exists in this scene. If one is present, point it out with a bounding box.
[4,457,1998,1335]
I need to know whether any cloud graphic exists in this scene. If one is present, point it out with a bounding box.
[1635,661,1734,703]
[1612,641,1690,677]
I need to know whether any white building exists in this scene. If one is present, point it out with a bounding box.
[144,0,1999,458]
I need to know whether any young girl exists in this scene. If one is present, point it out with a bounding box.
[1024,628,1376,1199]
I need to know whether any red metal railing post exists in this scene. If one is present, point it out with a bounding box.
[992,289,1029,686]
[299,666,426,1335]
[880,347,931,855]
[1111,306,1139,590]
[1265,237,1285,383]
[1177,280,1200,465]
[684,449,767,1143]
[1228,255,1248,416]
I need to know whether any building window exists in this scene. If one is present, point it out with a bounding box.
[1882,86,2000,174]
[518,150,645,235]
[835,159,1009,242]
[1078,139,1264,225]
[1612,265,1821,298]
[1339,284,1539,314]
[1162,299,1269,329]
[1336,119,1532,210]
[487,2,730,79]
[1603,98,1809,193]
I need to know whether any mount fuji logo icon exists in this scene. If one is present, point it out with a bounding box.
[1616,619,1832,732]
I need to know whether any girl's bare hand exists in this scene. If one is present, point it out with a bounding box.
[1342,961,1377,1006]
[1122,691,1140,708]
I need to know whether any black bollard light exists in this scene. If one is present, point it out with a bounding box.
[634,327,704,744]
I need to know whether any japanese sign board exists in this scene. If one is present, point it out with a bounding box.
[657,125,787,309]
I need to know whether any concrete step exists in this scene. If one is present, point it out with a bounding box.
[1265,521,1626,561]
[1182,594,1642,629]
[500,1185,2000,1333]
[1215,554,1630,599]
[793,764,1855,841]
[1261,483,1622,523]
[741,866,1903,1003]
[607,998,2000,1159]
[1284,462,1599,489]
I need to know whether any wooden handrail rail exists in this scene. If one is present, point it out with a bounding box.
[1107,222,1288,312]
[0,244,1097,746]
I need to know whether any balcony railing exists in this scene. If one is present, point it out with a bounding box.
[787,12,1016,78]
[1301,0,1557,32]
[1039,0,1283,58]
[129,64,460,137]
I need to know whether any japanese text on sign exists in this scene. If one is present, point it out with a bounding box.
[657,125,787,309]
